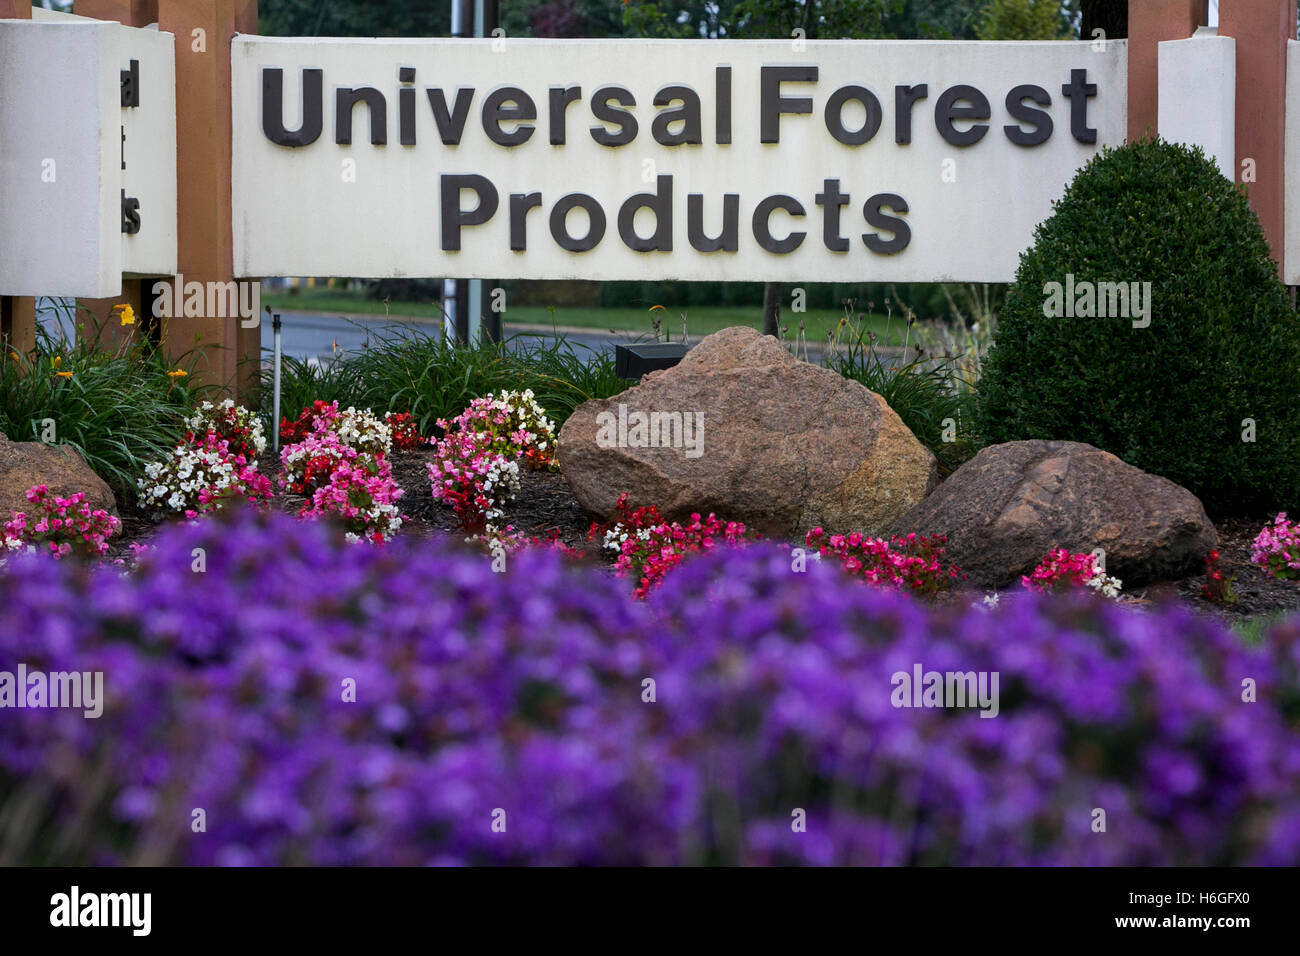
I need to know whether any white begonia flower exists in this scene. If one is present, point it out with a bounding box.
[1085,573,1123,599]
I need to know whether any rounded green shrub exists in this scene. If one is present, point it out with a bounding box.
[975,138,1300,515]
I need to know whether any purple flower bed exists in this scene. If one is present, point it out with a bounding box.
[2,508,1298,865]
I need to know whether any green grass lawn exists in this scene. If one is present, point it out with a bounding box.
[261,286,909,345]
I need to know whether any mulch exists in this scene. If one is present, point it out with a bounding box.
[103,449,1300,626]
[1169,517,1300,624]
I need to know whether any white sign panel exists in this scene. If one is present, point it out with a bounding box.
[0,16,176,298]
[1157,30,1234,181]
[233,37,1126,283]
[0,20,118,297]
[119,24,178,278]
[1284,38,1300,284]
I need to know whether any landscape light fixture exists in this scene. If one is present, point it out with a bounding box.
[268,305,282,453]
[615,342,690,380]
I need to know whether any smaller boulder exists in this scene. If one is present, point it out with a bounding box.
[895,440,1217,588]
[0,431,118,522]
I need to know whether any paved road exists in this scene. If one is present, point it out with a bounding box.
[259,310,641,363]
[36,301,851,367]
[257,310,846,366]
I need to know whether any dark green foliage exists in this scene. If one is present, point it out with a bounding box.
[260,326,629,435]
[258,352,362,427]
[825,315,978,476]
[259,0,449,37]
[975,0,1071,40]
[593,280,958,317]
[365,278,444,303]
[0,303,204,497]
[975,138,1300,515]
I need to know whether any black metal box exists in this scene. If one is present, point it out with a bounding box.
[614,342,691,380]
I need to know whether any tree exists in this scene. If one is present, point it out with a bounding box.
[258,0,450,37]
[975,0,1071,40]
[727,0,898,40]
[1078,0,1126,41]
[502,0,630,38]
[882,0,988,39]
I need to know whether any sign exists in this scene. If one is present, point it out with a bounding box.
[1283,38,1300,284]
[232,37,1127,283]
[0,16,176,297]
[118,24,177,279]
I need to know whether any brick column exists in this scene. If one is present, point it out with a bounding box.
[157,0,259,398]
[1127,1,1209,141]
[0,0,36,357]
[1219,0,1297,274]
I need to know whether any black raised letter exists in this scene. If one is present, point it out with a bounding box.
[687,194,739,252]
[652,85,702,146]
[121,189,141,235]
[894,84,927,144]
[825,86,882,146]
[483,87,536,146]
[760,66,817,143]
[549,86,582,145]
[862,194,910,254]
[440,174,499,251]
[590,87,638,147]
[427,88,474,145]
[935,84,990,147]
[618,175,674,252]
[510,193,543,251]
[121,59,139,108]
[1061,69,1097,143]
[263,68,323,148]
[399,67,416,145]
[815,179,850,252]
[550,194,606,252]
[1004,84,1053,146]
[715,66,732,145]
[752,195,806,253]
[336,87,387,145]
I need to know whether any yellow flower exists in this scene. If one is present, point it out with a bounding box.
[51,355,62,369]
[114,304,136,326]
[9,351,18,362]
[55,371,73,379]
[167,369,187,378]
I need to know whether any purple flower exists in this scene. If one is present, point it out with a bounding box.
[0,509,1297,865]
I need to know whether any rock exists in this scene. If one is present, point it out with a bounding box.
[894,439,1217,588]
[0,431,118,521]
[558,326,937,536]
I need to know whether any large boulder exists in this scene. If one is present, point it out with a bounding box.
[0,431,118,521]
[895,440,1217,588]
[558,326,937,536]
